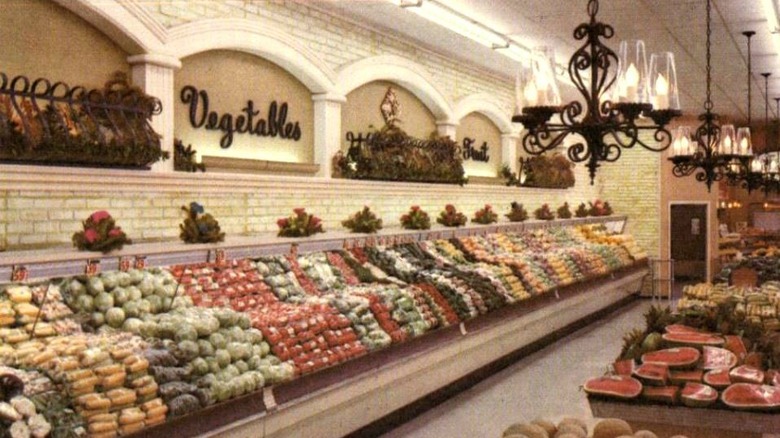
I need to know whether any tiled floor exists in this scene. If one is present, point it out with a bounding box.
[380,298,660,438]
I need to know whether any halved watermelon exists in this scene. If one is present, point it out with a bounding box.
[613,359,636,376]
[664,324,700,334]
[670,369,704,385]
[721,383,780,411]
[700,346,738,370]
[766,369,780,387]
[642,386,679,404]
[730,365,765,384]
[634,363,670,386]
[723,335,747,363]
[681,382,718,408]
[583,375,642,399]
[662,332,724,348]
[703,368,731,389]
[641,347,700,368]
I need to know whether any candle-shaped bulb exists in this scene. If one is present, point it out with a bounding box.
[523,80,538,107]
[624,63,639,101]
[654,74,669,108]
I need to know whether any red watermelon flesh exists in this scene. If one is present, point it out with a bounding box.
[634,363,670,386]
[721,383,780,411]
[641,347,700,368]
[703,368,731,389]
[723,335,747,363]
[583,375,643,399]
[730,365,765,384]
[641,385,679,404]
[664,324,701,334]
[670,369,704,385]
[681,382,718,408]
[701,346,738,370]
[766,370,780,386]
[662,332,724,347]
[613,359,636,376]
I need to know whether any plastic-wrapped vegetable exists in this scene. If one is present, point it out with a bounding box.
[168,394,200,417]
[158,381,197,403]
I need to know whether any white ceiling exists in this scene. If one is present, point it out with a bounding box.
[313,0,780,122]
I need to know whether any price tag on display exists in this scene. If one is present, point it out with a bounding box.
[11,265,28,283]
[459,322,468,336]
[342,239,351,250]
[118,257,132,272]
[263,387,278,412]
[289,243,299,258]
[215,249,227,265]
[134,256,147,270]
[85,259,100,276]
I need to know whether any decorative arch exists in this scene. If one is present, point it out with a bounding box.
[165,19,336,94]
[453,93,515,134]
[336,55,454,122]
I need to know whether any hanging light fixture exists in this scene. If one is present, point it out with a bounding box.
[726,32,760,192]
[669,0,754,191]
[512,0,681,184]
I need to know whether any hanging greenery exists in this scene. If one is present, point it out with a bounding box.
[521,153,575,189]
[174,139,206,172]
[179,202,224,244]
[72,210,130,253]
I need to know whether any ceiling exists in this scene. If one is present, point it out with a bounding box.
[314,0,780,123]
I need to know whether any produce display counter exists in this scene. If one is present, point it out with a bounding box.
[589,400,780,438]
[143,264,646,438]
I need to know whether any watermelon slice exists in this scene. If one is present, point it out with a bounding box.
[634,363,670,386]
[700,346,738,370]
[641,347,700,368]
[681,382,718,408]
[721,383,780,411]
[583,375,643,399]
[723,335,747,363]
[641,385,679,404]
[670,369,704,385]
[703,368,731,389]
[730,365,765,384]
[664,324,700,334]
[766,369,780,387]
[613,359,635,376]
[662,332,724,348]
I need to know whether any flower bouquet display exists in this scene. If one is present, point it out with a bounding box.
[180,202,225,244]
[557,202,572,219]
[277,208,324,237]
[342,206,383,233]
[589,199,614,217]
[505,202,529,222]
[437,204,467,227]
[575,203,590,218]
[400,206,431,230]
[72,210,130,253]
[472,204,498,225]
[534,204,555,221]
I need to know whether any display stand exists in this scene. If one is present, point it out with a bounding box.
[648,258,674,302]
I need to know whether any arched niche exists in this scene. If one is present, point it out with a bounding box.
[453,93,514,134]
[341,81,437,148]
[174,50,314,166]
[456,112,504,177]
[0,0,131,88]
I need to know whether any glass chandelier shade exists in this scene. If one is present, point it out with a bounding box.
[616,40,648,103]
[648,52,680,110]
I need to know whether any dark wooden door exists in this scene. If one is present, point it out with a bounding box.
[671,204,707,280]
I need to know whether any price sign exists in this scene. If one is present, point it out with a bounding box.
[85,259,101,276]
[215,248,227,265]
[119,257,132,272]
[11,265,28,283]
[134,256,147,270]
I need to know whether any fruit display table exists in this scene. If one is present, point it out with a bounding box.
[589,399,780,438]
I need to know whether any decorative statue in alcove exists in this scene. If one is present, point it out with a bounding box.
[380,87,401,128]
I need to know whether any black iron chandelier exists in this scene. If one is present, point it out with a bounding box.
[668,0,753,191]
[512,0,681,184]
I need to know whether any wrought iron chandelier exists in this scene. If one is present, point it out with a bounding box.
[512,0,682,184]
[668,0,753,191]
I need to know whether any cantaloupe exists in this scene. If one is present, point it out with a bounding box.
[502,423,548,438]
[633,431,659,438]
[557,417,587,432]
[554,423,586,438]
[530,419,557,437]
[592,418,632,438]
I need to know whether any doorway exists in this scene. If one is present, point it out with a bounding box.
[670,203,708,281]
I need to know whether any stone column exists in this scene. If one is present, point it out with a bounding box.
[436,120,459,139]
[501,132,520,174]
[128,54,182,173]
[312,93,346,178]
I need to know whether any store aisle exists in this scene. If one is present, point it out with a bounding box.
[380,299,655,438]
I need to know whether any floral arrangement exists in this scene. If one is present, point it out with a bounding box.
[575,203,589,218]
[505,202,529,222]
[437,204,468,227]
[277,208,324,237]
[557,202,572,219]
[400,205,431,230]
[589,200,614,217]
[472,204,498,225]
[179,202,224,244]
[174,139,205,172]
[342,206,383,233]
[534,204,555,221]
[72,210,130,253]
[521,153,575,189]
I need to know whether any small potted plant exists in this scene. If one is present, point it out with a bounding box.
[505,202,529,222]
[180,202,225,243]
[589,199,613,217]
[557,202,572,219]
[72,210,130,253]
[472,204,498,225]
[400,205,431,230]
[437,204,468,227]
[575,203,589,218]
[534,204,555,221]
[342,206,383,233]
[277,208,324,237]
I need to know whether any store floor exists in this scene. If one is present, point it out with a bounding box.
[380,298,659,438]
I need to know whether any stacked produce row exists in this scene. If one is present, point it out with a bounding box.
[679,282,780,331]
[0,225,644,437]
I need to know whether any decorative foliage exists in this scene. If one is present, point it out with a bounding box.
[575,202,590,218]
[437,204,468,227]
[342,206,383,234]
[534,204,555,221]
[557,202,572,219]
[334,123,467,185]
[589,199,614,216]
[500,164,522,187]
[472,204,498,225]
[0,71,168,168]
[520,154,575,189]
[400,205,431,230]
[505,202,529,222]
[174,139,205,172]
[179,202,224,244]
[277,208,324,237]
[72,210,130,253]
